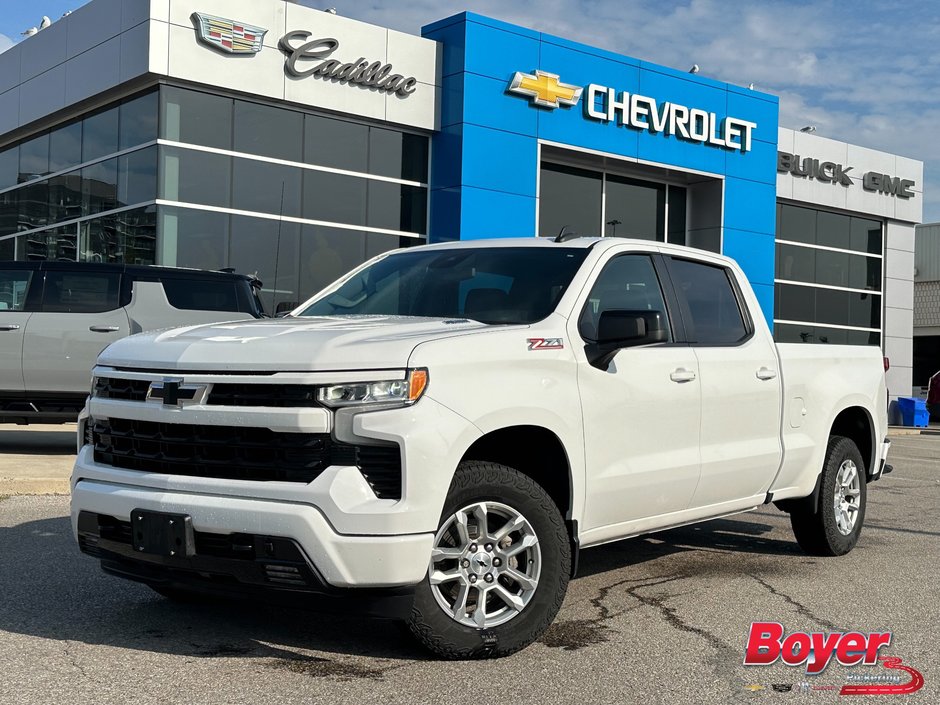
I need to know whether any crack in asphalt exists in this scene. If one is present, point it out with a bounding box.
[747,574,841,631]
[62,639,93,682]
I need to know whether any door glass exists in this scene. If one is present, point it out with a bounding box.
[42,271,120,313]
[0,270,32,311]
[670,258,748,345]
[578,255,672,342]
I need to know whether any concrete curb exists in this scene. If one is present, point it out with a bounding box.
[887,426,940,437]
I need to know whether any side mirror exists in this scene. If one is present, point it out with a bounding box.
[274,301,298,317]
[587,310,668,369]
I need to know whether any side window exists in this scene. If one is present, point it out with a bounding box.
[0,270,33,311]
[42,271,121,313]
[579,255,672,342]
[162,278,240,312]
[669,258,749,345]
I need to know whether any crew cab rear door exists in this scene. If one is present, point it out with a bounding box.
[22,269,128,394]
[664,255,782,507]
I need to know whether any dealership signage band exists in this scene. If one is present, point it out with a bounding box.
[279,31,418,96]
[508,70,757,153]
[192,14,418,96]
[777,152,916,199]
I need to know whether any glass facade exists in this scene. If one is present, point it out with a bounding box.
[0,90,158,261]
[0,85,430,310]
[774,203,883,346]
[538,160,694,249]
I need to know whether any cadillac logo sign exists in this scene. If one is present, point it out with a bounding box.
[191,13,266,54]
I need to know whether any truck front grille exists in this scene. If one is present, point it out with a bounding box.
[91,418,402,497]
[206,384,319,407]
[93,377,150,401]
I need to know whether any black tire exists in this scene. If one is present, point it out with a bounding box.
[790,435,867,556]
[406,461,570,659]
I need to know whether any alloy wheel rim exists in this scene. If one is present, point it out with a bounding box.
[428,501,541,629]
[833,459,861,535]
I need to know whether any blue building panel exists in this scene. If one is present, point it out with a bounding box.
[461,187,537,239]
[421,12,782,323]
[723,178,777,235]
[461,72,538,136]
[723,229,776,287]
[463,19,540,81]
[726,88,779,148]
[461,124,537,197]
[421,17,466,79]
[429,123,463,191]
[725,135,778,185]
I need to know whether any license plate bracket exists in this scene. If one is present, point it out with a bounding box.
[130,509,195,558]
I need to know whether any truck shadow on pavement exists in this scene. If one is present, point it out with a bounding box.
[0,509,795,671]
[0,426,76,455]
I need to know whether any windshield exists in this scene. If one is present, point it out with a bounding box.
[298,247,589,324]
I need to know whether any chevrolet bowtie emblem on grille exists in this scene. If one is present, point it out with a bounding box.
[147,379,207,407]
[191,12,267,55]
[508,70,583,109]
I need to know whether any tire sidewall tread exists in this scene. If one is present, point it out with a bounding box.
[407,460,571,659]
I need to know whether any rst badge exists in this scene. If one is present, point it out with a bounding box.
[192,13,266,54]
[527,338,564,351]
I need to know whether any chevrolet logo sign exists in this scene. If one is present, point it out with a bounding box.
[508,70,582,109]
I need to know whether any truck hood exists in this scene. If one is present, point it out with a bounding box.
[97,316,497,372]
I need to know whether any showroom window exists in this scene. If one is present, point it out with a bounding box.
[774,203,883,346]
[155,86,429,302]
[158,86,430,236]
[0,90,159,263]
[538,161,694,249]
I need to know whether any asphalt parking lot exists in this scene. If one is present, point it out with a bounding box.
[0,434,937,705]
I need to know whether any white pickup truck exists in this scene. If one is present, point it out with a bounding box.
[71,237,891,659]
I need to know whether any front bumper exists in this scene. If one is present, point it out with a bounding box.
[71,477,433,588]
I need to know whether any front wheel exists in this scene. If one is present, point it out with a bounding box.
[790,435,867,556]
[406,461,570,659]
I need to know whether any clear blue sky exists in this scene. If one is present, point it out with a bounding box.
[2,0,938,222]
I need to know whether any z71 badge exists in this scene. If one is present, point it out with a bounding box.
[527,338,564,350]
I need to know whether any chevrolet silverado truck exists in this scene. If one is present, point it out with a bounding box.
[70,237,891,659]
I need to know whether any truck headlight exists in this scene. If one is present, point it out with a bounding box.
[317,368,428,408]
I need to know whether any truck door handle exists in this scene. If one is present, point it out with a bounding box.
[756,367,777,380]
[0,324,20,331]
[89,325,120,333]
[670,368,696,383]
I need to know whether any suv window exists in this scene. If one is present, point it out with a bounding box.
[669,258,749,345]
[42,271,121,313]
[579,255,672,342]
[162,278,240,312]
[0,270,33,311]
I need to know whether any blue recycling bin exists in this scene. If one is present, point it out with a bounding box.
[897,397,929,428]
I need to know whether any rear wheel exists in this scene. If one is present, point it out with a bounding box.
[790,435,867,556]
[406,461,570,659]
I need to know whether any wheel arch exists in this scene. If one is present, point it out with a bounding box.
[459,424,580,576]
[829,405,876,479]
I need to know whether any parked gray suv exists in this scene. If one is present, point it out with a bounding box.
[0,262,264,424]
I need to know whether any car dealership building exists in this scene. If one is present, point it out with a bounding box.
[0,0,923,413]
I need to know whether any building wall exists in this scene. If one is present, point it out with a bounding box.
[777,127,923,414]
[421,12,779,325]
[0,0,441,145]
